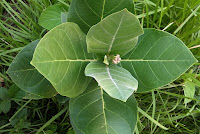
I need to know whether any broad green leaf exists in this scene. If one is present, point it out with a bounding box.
[39,4,68,30]
[183,81,195,104]
[15,90,43,100]
[0,100,11,114]
[121,29,198,92]
[85,62,138,102]
[8,84,43,100]
[87,9,143,56]
[67,0,134,33]
[0,87,9,100]
[7,40,57,98]
[31,22,95,98]
[70,81,138,134]
[70,118,82,134]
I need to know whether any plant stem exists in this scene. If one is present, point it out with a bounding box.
[138,107,169,130]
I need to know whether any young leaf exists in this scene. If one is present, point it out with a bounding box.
[69,81,138,134]
[31,22,95,98]
[183,81,195,104]
[85,62,138,102]
[67,0,134,33]
[39,4,69,30]
[121,29,198,93]
[87,9,143,57]
[7,40,57,98]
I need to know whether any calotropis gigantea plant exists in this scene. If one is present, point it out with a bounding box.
[7,0,197,133]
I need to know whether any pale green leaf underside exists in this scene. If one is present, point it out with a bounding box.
[7,40,57,98]
[85,62,138,102]
[61,12,68,23]
[70,81,138,134]
[31,22,95,98]
[87,9,143,56]
[121,29,198,92]
[39,4,68,30]
[67,0,134,33]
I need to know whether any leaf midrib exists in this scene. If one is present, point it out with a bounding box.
[107,10,125,55]
[106,66,124,98]
[31,59,97,64]
[32,58,194,65]
[121,59,194,62]
[100,87,109,134]
[7,68,36,73]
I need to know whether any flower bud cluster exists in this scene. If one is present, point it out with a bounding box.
[112,54,121,64]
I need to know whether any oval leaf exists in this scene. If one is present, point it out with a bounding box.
[85,62,138,102]
[70,81,138,134]
[39,4,68,30]
[0,100,11,114]
[7,40,57,98]
[67,0,134,33]
[31,23,95,98]
[87,9,143,56]
[121,29,198,92]
[183,81,195,104]
[0,87,9,100]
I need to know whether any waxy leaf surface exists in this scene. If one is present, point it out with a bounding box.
[31,23,95,98]
[70,81,138,134]
[7,40,57,98]
[85,62,138,102]
[67,0,134,33]
[121,29,198,92]
[87,9,143,56]
[39,4,68,30]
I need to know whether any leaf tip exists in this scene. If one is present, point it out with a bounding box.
[122,8,129,12]
[30,61,34,66]
[122,99,128,102]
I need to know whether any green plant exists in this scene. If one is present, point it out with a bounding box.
[6,0,198,133]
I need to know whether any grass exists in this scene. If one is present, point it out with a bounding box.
[0,0,200,133]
